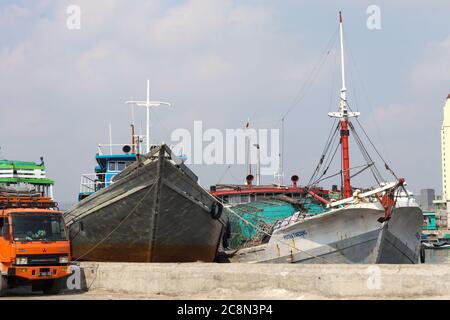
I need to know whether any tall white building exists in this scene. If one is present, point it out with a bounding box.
[441,93,450,201]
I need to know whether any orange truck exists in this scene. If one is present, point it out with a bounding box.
[0,159,71,296]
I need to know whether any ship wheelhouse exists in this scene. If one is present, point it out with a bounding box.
[78,145,137,201]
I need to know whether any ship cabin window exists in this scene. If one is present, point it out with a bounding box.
[117,161,126,171]
[108,161,117,172]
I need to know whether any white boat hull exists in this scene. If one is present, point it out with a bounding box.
[230,203,423,264]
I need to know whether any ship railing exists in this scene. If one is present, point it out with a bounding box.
[97,143,182,157]
[0,168,47,179]
[97,144,141,156]
[79,173,110,193]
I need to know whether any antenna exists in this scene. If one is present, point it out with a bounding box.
[130,103,136,153]
[130,123,135,154]
[126,80,171,154]
[139,121,143,154]
[272,118,284,186]
[280,118,285,185]
[109,123,113,154]
[253,143,261,186]
[131,103,135,124]
[245,118,251,175]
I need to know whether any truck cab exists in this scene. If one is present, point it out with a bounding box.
[0,159,71,295]
[0,207,70,294]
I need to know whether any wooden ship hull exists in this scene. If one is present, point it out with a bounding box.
[64,145,225,262]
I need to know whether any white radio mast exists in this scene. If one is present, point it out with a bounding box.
[126,80,171,154]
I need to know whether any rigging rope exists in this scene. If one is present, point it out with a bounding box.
[346,36,390,162]
[350,163,373,179]
[310,163,372,186]
[281,26,339,121]
[217,165,232,184]
[308,138,341,187]
[348,121,384,183]
[320,136,341,178]
[347,103,398,180]
[279,27,339,187]
[307,120,339,186]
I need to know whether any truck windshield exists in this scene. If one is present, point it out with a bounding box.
[11,213,67,242]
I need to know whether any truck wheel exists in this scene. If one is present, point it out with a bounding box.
[0,276,8,297]
[42,279,64,295]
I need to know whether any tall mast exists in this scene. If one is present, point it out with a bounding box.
[146,80,151,154]
[126,80,171,154]
[328,11,360,198]
[339,12,346,102]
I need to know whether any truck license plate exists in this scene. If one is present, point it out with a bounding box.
[39,271,52,277]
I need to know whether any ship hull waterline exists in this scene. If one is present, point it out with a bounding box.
[65,145,225,263]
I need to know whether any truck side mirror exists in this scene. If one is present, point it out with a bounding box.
[2,223,10,241]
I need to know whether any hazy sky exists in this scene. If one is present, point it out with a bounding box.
[0,0,449,204]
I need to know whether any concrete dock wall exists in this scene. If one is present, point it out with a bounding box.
[77,262,450,299]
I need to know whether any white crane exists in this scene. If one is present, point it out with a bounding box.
[126,80,171,154]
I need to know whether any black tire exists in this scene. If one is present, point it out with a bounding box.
[222,220,231,249]
[42,278,65,295]
[0,275,8,297]
[210,202,223,220]
[420,245,426,264]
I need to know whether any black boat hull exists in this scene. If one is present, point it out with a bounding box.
[65,145,225,262]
